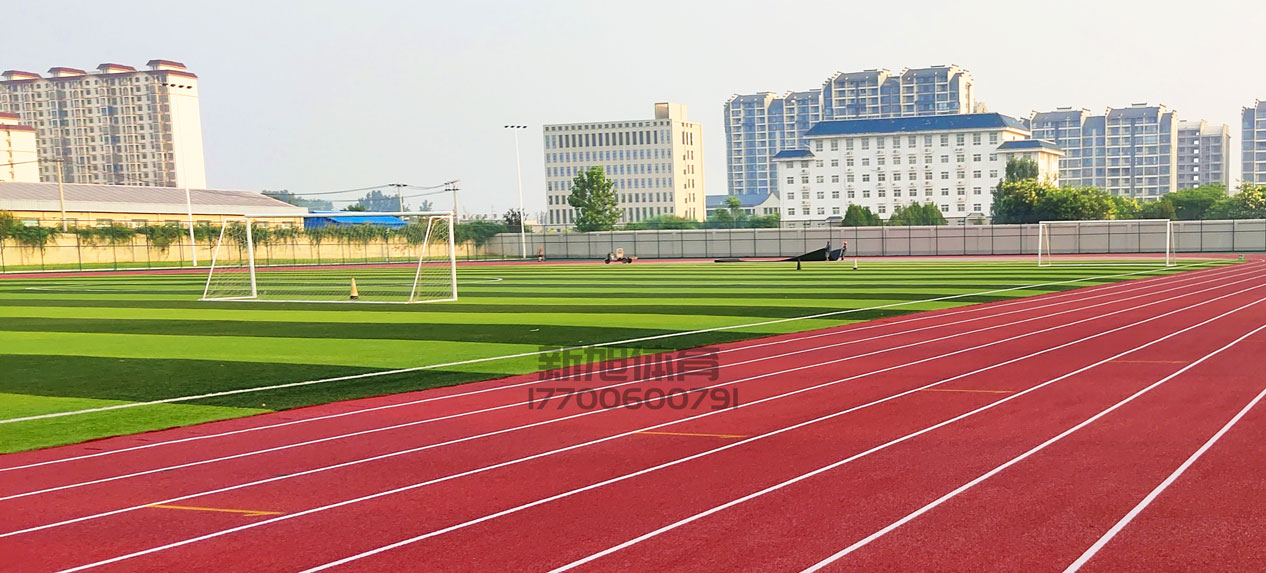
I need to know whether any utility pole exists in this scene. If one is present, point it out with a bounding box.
[448,180,460,220]
[390,183,407,212]
[504,125,528,259]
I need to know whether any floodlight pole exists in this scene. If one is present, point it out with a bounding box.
[54,158,67,231]
[505,125,528,259]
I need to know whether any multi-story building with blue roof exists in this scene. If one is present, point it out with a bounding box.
[1244,100,1266,185]
[724,65,974,201]
[771,113,1060,227]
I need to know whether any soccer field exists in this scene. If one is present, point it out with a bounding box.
[0,259,1223,452]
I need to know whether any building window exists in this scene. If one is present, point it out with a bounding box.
[990,133,999,144]
[860,138,870,150]
[831,175,839,183]
[817,207,825,215]
[816,191,824,199]
[814,141,823,151]
[848,190,855,198]
[940,204,949,212]
[973,203,982,211]
[830,158,839,167]
[816,175,824,183]
[956,134,965,145]
[787,177,795,184]
[832,206,840,215]
[940,155,949,163]
[846,158,854,167]
[862,174,870,182]
[788,208,796,216]
[816,160,824,167]
[956,154,965,162]
[878,205,887,214]
[831,190,840,199]
[973,186,982,194]
[940,134,949,146]
[989,169,998,178]
[973,153,981,162]
[830,139,839,151]
[862,158,870,166]
[973,133,982,145]
[941,172,949,180]
[788,192,795,200]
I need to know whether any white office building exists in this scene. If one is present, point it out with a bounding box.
[0,60,206,188]
[1244,100,1266,185]
[1176,120,1231,189]
[725,65,976,199]
[773,113,1060,226]
[0,112,39,182]
[543,102,705,226]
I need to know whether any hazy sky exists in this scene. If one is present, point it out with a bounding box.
[4,0,1263,215]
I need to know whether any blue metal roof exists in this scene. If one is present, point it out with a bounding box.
[706,193,772,208]
[996,139,1063,151]
[772,149,814,159]
[304,212,408,228]
[804,113,1028,137]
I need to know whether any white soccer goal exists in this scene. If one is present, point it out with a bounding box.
[201,211,457,303]
[1037,219,1175,267]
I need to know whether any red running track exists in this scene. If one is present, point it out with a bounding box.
[2,260,1265,572]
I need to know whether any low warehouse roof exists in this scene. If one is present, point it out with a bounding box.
[0,181,308,217]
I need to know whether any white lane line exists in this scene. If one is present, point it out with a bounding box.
[46,285,1266,571]
[802,324,1266,572]
[1,263,1221,425]
[312,297,1266,573]
[1,263,1242,473]
[1064,384,1266,572]
[5,267,1250,501]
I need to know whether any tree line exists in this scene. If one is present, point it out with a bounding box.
[991,157,1266,223]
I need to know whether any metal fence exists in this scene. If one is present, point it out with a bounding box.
[481,219,1266,260]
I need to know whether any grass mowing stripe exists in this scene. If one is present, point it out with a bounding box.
[0,259,1232,451]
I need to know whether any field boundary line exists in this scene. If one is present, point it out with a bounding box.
[803,323,1266,572]
[2,263,1245,472]
[32,278,1265,568]
[0,262,1230,425]
[5,268,1255,498]
[305,297,1266,572]
[1064,384,1266,572]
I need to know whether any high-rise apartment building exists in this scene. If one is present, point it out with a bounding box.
[0,112,39,182]
[0,60,206,188]
[725,65,974,199]
[772,113,1057,227]
[542,102,705,226]
[1031,103,1177,198]
[1244,100,1266,185]
[1176,120,1231,189]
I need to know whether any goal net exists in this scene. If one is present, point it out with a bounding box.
[201,211,457,303]
[1037,219,1175,267]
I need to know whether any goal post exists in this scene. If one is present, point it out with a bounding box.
[1037,219,1175,267]
[201,211,457,303]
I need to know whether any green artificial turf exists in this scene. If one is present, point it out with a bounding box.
[0,259,1229,452]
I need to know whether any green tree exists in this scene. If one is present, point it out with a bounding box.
[353,189,404,211]
[888,203,947,226]
[503,208,524,233]
[841,204,882,226]
[342,204,368,212]
[724,196,744,224]
[262,190,334,210]
[1108,195,1140,220]
[747,213,781,228]
[0,211,19,241]
[1034,186,1114,221]
[625,214,699,230]
[1164,184,1227,220]
[1205,184,1266,220]
[1004,156,1040,184]
[1138,197,1177,220]
[567,166,620,232]
[991,179,1043,224]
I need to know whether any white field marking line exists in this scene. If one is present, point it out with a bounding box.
[22,277,504,291]
[1064,383,1266,572]
[308,294,1266,573]
[553,296,1266,573]
[801,322,1266,573]
[0,264,1243,475]
[42,281,1266,571]
[0,262,1223,425]
[6,267,1249,500]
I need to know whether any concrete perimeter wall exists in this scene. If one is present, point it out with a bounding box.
[485,219,1266,260]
